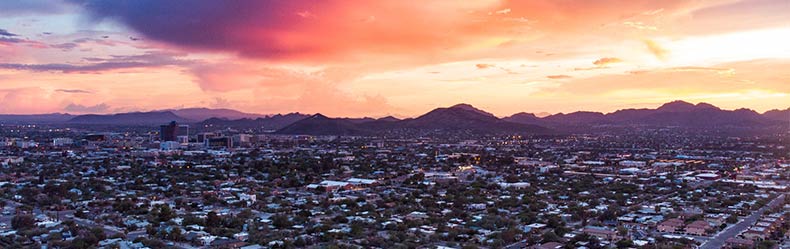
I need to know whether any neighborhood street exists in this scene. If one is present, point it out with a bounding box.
[700,193,786,249]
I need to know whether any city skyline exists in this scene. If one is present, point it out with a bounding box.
[1,0,789,117]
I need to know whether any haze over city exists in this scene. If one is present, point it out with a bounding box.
[1,0,789,117]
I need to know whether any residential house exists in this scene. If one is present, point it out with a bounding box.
[657,218,684,233]
[684,220,711,236]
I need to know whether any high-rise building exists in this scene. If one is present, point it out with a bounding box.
[197,132,218,143]
[160,121,178,141]
[205,137,232,148]
[178,124,189,137]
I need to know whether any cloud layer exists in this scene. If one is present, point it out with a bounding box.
[0,0,788,116]
[70,0,500,62]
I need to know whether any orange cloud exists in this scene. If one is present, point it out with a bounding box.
[592,57,623,67]
[644,39,669,60]
[476,63,494,69]
[547,75,572,79]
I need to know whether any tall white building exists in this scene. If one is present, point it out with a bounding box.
[53,138,74,146]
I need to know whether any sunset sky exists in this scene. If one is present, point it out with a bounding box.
[0,0,788,117]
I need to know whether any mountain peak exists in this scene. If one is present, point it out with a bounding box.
[695,102,720,110]
[448,103,496,117]
[508,112,538,118]
[657,100,719,112]
[503,112,545,125]
[377,116,400,122]
[277,113,367,135]
[450,103,476,109]
[310,113,329,119]
[657,100,695,112]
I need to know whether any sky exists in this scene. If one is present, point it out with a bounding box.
[0,0,788,117]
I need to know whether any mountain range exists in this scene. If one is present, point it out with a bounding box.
[67,111,192,125]
[167,108,266,121]
[504,101,787,129]
[201,113,312,131]
[0,101,787,135]
[275,104,553,135]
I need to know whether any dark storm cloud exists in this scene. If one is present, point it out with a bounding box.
[68,0,325,58]
[0,29,19,37]
[0,37,24,43]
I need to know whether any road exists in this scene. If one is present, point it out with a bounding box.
[657,232,710,243]
[72,216,125,236]
[172,241,200,249]
[0,200,20,225]
[0,198,36,227]
[699,193,785,249]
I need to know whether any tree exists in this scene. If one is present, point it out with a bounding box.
[350,222,364,236]
[237,209,253,221]
[726,214,738,224]
[616,239,634,248]
[541,231,560,243]
[146,224,157,236]
[272,214,291,229]
[616,226,628,236]
[89,227,107,243]
[206,211,221,227]
[11,214,36,230]
[167,227,184,241]
[756,240,776,249]
[156,205,174,222]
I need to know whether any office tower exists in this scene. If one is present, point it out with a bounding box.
[160,121,178,141]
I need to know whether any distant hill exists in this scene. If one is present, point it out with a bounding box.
[276,114,369,135]
[503,112,546,126]
[401,104,550,133]
[201,113,310,130]
[169,108,265,121]
[0,113,74,123]
[656,100,719,113]
[68,111,191,125]
[763,108,789,122]
[505,100,779,129]
[543,111,607,124]
[276,104,553,135]
[377,116,401,122]
[447,103,497,118]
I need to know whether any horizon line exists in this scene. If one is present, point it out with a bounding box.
[1,100,788,120]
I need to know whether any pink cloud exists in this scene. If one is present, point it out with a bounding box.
[0,87,65,114]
